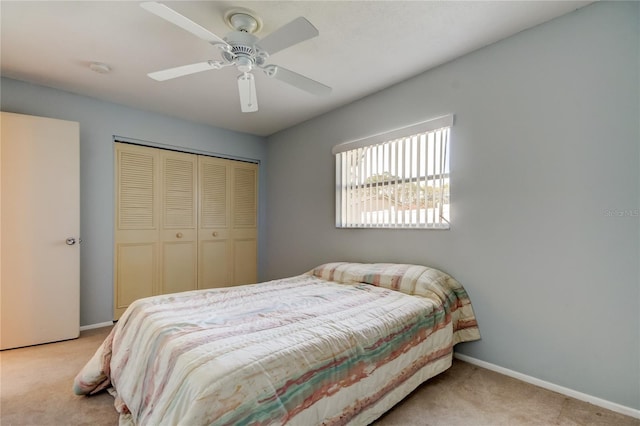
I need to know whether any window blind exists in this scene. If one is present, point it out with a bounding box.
[334,114,452,229]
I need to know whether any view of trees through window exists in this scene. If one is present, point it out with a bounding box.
[363,172,449,208]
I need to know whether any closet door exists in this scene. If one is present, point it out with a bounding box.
[231,162,258,285]
[114,143,160,319]
[198,156,231,289]
[160,151,197,294]
[115,144,259,317]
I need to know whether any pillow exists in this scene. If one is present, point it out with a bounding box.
[308,262,459,303]
[307,262,362,284]
[308,262,478,339]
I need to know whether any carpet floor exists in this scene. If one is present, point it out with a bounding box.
[1,326,637,426]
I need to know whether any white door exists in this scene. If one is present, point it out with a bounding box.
[0,112,80,350]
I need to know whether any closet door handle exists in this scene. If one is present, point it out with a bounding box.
[212,232,219,237]
[176,232,183,239]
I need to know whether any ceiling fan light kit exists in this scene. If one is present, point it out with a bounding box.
[141,1,331,113]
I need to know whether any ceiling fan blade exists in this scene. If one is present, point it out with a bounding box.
[238,73,258,113]
[269,66,331,96]
[257,17,319,55]
[148,61,220,81]
[140,2,228,46]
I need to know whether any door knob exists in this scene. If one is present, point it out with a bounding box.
[65,237,76,245]
[176,232,183,238]
[212,232,219,237]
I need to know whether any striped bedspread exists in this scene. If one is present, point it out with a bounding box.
[74,263,480,425]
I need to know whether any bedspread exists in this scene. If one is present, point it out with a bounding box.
[74,263,480,425]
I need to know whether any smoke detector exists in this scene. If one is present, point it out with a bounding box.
[89,62,111,74]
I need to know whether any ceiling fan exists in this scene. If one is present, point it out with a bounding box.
[140,1,332,113]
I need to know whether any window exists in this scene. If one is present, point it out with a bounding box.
[333,114,452,229]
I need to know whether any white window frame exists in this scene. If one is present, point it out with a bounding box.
[333,114,453,229]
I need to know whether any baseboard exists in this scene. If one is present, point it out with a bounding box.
[453,353,640,420]
[79,321,114,331]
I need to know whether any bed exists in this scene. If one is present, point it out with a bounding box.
[74,262,480,425]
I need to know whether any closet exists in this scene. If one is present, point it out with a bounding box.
[114,142,257,319]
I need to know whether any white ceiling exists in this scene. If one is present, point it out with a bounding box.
[1,1,592,136]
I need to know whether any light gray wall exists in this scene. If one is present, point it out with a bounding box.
[265,2,639,410]
[0,77,267,327]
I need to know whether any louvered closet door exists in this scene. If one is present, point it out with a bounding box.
[114,143,160,319]
[115,144,258,317]
[198,156,232,289]
[231,162,258,285]
[161,151,197,294]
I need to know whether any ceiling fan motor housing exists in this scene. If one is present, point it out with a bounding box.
[222,30,268,72]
